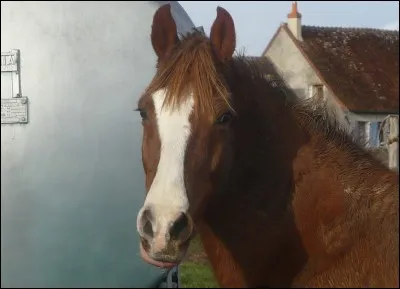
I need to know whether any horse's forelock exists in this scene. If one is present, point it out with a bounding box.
[146,32,233,120]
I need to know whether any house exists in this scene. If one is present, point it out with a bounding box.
[262,1,399,150]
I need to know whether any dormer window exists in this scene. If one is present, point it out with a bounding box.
[309,84,324,100]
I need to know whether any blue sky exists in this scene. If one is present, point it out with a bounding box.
[179,1,399,56]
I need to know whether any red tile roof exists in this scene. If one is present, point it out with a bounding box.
[296,25,399,113]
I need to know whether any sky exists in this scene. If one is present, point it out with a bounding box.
[179,1,399,56]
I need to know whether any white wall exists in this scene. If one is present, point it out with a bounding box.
[264,28,350,131]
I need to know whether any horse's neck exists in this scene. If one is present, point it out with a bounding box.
[199,93,397,286]
[197,102,316,286]
[196,221,249,288]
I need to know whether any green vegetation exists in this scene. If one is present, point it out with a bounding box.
[180,237,219,288]
[180,262,219,288]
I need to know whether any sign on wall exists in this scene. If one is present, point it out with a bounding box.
[1,49,29,124]
[1,50,19,72]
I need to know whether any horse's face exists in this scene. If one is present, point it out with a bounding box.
[136,4,236,268]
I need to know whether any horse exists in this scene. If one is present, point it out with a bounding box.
[135,4,399,288]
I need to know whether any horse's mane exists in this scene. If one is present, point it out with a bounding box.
[231,55,383,160]
[229,55,364,149]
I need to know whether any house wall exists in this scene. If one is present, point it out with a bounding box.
[263,28,350,131]
[347,113,389,123]
[348,112,398,138]
[263,27,398,167]
[346,112,390,132]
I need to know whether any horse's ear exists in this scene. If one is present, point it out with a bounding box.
[151,4,179,60]
[210,6,236,62]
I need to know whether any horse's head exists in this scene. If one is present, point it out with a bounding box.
[136,4,236,268]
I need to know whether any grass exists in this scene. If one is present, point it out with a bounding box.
[180,237,219,288]
[180,262,219,288]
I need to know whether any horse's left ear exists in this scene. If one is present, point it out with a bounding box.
[210,6,236,62]
[151,4,180,60]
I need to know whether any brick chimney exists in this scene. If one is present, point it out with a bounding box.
[287,1,303,41]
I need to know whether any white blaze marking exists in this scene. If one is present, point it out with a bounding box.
[138,88,194,238]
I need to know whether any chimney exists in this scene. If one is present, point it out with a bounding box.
[287,1,303,41]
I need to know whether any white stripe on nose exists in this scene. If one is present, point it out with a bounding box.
[139,88,194,237]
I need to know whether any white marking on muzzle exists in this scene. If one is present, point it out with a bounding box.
[138,88,194,238]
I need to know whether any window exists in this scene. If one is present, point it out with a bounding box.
[309,84,324,101]
[354,121,382,148]
[369,122,382,147]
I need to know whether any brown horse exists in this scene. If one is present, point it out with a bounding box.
[135,4,399,288]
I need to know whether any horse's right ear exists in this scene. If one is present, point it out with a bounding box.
[151,4,179,60]
[210,6,236,62]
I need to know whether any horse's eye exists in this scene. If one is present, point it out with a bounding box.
[215,112,233,125]
[140,110,148,120]
[136,108,148,120]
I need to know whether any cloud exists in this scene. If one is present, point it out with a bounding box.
[382,20,399,31]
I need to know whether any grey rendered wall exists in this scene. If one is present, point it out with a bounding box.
[1,1,194,287]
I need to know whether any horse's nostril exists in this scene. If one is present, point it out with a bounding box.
[141,209,154,238]
[143,220,153,238]
[169,212,192,242]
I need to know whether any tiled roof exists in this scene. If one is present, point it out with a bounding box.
[297,25,399,113]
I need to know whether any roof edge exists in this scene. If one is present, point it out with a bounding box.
[260,23,286,57]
